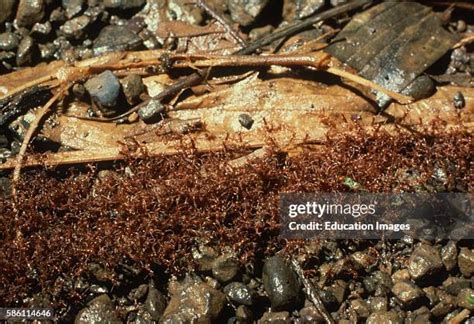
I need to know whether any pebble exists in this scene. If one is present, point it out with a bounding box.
[236,305,253,323]
[366,310,402,324]
[391,269,411,283]
[283,0,324,21]
[62,0,84,19]
[407,244,443,282]
[120,74,145,105]
[128,284,148,301]
[299,305,325,323]
[442,277,471,296]
[227,0,270,26]
[31,21,52,36]
[85,70,121,109]
[238,113,254,130]
[15,0,45,27]
[350,299,370,319]
[364,271,393,296]
[138,99,165,123]
[93,25,142,56]
[457,20,467,33]
[456,288,474,311]
[367,296,388,312]
[38,42,57,60]
[458,247,474,277]
[0,32,19,51]
[350,250,377,271]
[262,256,302,311]
[0,177,12,198]
[144,285,167,321]
[223,282,254,306]
[327,280,347,304]
[212,254,240,282]
[103,0,145,9]
[0,0,17,24]
[60,15,91,39]
[72,83,87,100]
[192,245,219,272]
[391,281,425,310]
[16,35,36,66]
[74,294,121,324]
[402,75,435,101]
[161,280,225,323]
[453,92,466,109]
[405,306,431,324]
[258,311,291,324]
[441,241,458,271]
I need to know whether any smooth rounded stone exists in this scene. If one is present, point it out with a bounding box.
[405,306,431,324]
[60,15,91,39]
[401,75,435,101]
[392,281,425,310]
[298,305,324,323]
[16,35,36,66]
[441,241,458,271]
[238,113,254,130]
[259,311,291,324]
[38,42,57,60]
[262,256,302,311]
[74,294,122,324]
[161,280,225,323]
[350,299,370,319]
[120,74,145,105]
[408,244,443,282]
[236,305,253,324]
[15,0,45,27]
[0,0,17,24]
[85,70,121,109]
[72,83,87,100]
[366,310,402,324]
[458,247,474,277]
[224,282,254,306]
[212,255,240,283]
[456,288,474,311]
[0,32,19,51]
[227,0,270,26]
[283,0,324,21]
[62,0,84,18]
[138,99,165,123]
[453,92,466,109]
[103,0,145,9]
[93,25,142,56]
[144,285,167,321]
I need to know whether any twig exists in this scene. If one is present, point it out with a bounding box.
[453,33,474,49]
[12,84,70,197]
[447,309,470,324]
[195,0,247,48]
[171,53,414,104]
[290,258,335,324]
[77,0,372,122]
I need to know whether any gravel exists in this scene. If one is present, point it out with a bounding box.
[458,247,474,277]
[407,244,444,282]
[84,70,121,110]
[75,294,121,324]
[224,282,255,306]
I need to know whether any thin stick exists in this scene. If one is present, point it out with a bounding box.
[195,0,246,48]
[453,33,474,49]
[76,0,372,122]
[12,85,70,194]
[171,53,413,104]
[291,258,335,324]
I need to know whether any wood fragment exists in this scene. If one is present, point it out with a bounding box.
[447,309,470,324]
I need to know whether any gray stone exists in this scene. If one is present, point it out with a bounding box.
[441,241,458,271]
[60,15,91,39]
[93,25,142,56]
[31,21,51,35]
[283,0,324,21]
[16,35,35,66]
[456,288,474,311]
[138,99,165,123]
[366,310,402,324]
[224,282,254,306]
[212,254,239,283]
[0,0,17,24]
[74,294,122,324]
[262,256,301,311]
[103,0,145,9]
[227,0,270,26]
[238,113,254,130]
[120,74,145,105]
[62,0,84,18]
[408,244,443,281]
[392,281,425,310]
[458,247,474,277]
[0,32,19,51]
[16,0,45,27]
[161,279,225,323]
[258,311,291,324]
[85,70,121,109]
[144,285,166,321]
[298,306,324,323]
